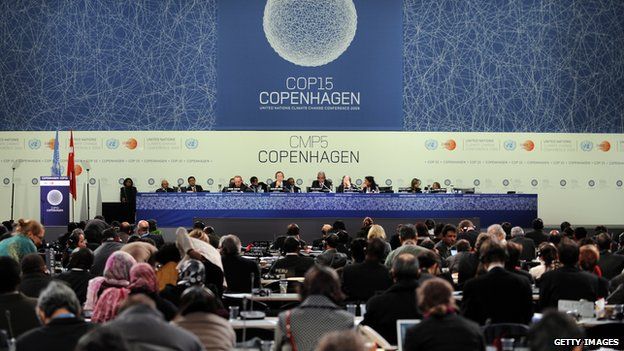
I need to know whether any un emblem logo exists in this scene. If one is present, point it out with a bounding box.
[503,140,516,151]
[185,138,199,149]
[28,139,41,150]
[579,141,593,152]
[106,139,120,149]
[425,140,439,150]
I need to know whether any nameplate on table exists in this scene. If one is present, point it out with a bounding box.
[558,300,594,318]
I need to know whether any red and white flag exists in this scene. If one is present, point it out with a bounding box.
[67,130,76,200]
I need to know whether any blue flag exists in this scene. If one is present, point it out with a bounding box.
[51,131,61,176]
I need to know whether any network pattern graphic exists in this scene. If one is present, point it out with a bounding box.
[0,0,623,132]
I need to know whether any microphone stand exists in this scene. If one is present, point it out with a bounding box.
[86,167,91,219]
[10,167,15,221]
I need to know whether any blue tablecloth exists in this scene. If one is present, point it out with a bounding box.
[136,193,538,228]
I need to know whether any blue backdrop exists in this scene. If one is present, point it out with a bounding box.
[1,0,623,132]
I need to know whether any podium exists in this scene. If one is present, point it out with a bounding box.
[40,176,70,226]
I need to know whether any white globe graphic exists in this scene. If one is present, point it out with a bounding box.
[47,190,63,206]
[263,0,358,67]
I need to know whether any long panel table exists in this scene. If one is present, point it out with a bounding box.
[136,192,537,229]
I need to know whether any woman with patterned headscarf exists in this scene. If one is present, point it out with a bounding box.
[85,251,136,321]
[128,263,178,321]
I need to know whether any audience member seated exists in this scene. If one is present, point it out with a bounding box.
[19,253,53,298]
[487,224,507,244]
[462,240,533,325]
[17,282,94,351]
[316,330,366,351]
[446,239,471,274]
[91,228,123,276]
[384,224,428,268]
[271,223,307,252]
[578,243,605,277]
[105,294,204,351]
[315,234,349,269]
[117,222,133,243]
[311,171,333,191]
[83,218,109,251]
[457,219,479,248]
[173,286,236,351]
[362,253,422,345]
[615,232,624,255]
[203,226,221,249]
[525,218,548,245]
[75,325,130,351]
[312,224,333,249]
[538,238,609,310]
[417,250,452,285]
[154,243,181,291]
[434,224,457,260]
[56,248,96,305]
[457,233,493,288]
[349,238,367,264]
[509,226,536,261]
[0,219,44,262]
[595,233,624,280]
[527,311,584,351]
[0,256,40,337]
[529,242,559,281]
[356,217,374,238]
[85,251,136,315]
[135,219,164,249]
[415,222,429,245]
[368,224,392,259]
[161,259,210,307]
[404,278,485,351]
[269,237,315,277]
[274,266,353,351]
[128,263,178,321]
[505,241,534,284]
[342,238,392,302]
[62,228,87,267]
[573,226,589,243]
[220,234,261,292]
[389,224,403,250]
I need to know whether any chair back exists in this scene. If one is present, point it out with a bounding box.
[482,323,529,348]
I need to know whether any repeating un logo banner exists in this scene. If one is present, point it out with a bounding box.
[217,0,403,131]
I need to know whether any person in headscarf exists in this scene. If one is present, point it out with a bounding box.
[176,227,225,295]
[85,251,136,319]
[128,263,178,321]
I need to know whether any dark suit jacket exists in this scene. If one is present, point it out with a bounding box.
[91,241,124,276]
[271,236,306,252]
[361,280,422,345]
[0,292,40,337]
[315,249,348,269]
[19,273,53,298]
[155,187,174,192]
[142,233,165,249]
[222,254,261,293]
[525,230,548,245]
[457,230,479,248]
[510,236,537,261]
[184,184,204,192]
[404,313,485,351]
[55,269,96,304]
[269,254,315,277]
[538,266,610,310]
[342,260,393,302]
[457,252,480,289]
[462,267,533,325]
[17,317,94,351]
[311,180,333,191]
[598,251,624,280]
[120,186,137,204]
